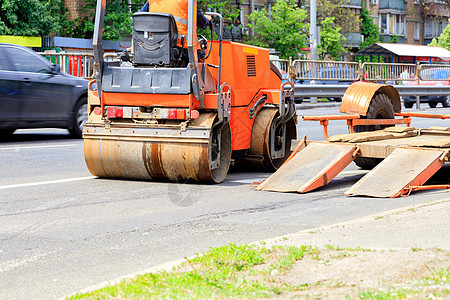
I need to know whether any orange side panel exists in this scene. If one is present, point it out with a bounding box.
[203,93,219,109]
[230,107,254,150]
[205,41,282,108]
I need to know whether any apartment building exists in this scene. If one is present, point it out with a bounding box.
[63,0,450,48]
[367,0,450,45]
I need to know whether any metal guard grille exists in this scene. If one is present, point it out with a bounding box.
[246,55,256,77]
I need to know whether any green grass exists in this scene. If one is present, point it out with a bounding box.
[67,244,448,300]
[68,243,319,300]
[325,244,374,252]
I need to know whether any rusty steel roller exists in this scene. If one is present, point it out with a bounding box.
[234,107,297,171]
[83,113,232,183]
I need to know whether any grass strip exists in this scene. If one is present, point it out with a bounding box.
[68,243,318,299]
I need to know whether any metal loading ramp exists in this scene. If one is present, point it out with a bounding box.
[256,142,357,193]
[345,148,446,198]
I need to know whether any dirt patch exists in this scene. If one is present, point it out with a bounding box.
[269,248,448,299]
[262,200,450,298]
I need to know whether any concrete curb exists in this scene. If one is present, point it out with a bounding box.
[63,198,449,298]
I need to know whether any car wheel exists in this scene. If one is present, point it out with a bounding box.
[442,96,450,108]
[353,94,394,170]
[404,102,413,109]
[69,97,88,138]
[429,102,437,108]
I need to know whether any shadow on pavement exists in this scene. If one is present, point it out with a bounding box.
[0,132,76,143]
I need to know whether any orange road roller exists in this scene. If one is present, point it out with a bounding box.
[83,0,297,183]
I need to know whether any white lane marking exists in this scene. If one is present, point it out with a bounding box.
[0,144,80,151]
[0,176,96,191]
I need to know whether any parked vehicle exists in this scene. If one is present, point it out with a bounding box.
[403,68,450,108]
[0,43,89,138]
[295,66,356,102]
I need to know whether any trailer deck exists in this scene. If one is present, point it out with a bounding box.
[256,115,449,198]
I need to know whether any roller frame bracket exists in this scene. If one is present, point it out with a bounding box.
[219,82,231,123]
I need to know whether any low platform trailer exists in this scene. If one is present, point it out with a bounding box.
[256,82,450,198]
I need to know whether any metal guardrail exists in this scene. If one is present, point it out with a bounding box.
[290,59,450,83]
[40,52,95,79]
[39,52,120,79]
[419,64,450,81]
[294,84,450,98]
[362,62,417,83]
[293,60,360,81]
[271,58,289,73]
[39,51,450,87]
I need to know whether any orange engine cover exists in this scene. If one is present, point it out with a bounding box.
[205,41,282,150]
[205,41,281,107]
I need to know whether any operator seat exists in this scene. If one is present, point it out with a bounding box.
[132,12,181,67]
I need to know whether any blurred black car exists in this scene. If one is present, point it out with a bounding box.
[0,43,89,138]
[403,68,450,108]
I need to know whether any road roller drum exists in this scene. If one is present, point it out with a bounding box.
[85,0,297,184]
[84,113,232,183]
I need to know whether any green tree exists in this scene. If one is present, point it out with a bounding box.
[318,17,345,60]
[316,0,359,35]
[247,0,308,59]
[428,19,450,50]
[360,3,379,49]
[197,0,242,41]
[63,0,135,41]
[0,0,68,36]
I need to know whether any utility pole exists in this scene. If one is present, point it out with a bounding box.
[250,0,255,37]
[309,0,317,104]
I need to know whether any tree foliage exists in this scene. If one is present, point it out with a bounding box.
[62,0,137,41]
[247,0,308,59]
[314,0,359,34]
[197,0,242,41]
[360,3,379,49]
[0,0,68,36]
[428,20,450,50]
[318,17,345,60]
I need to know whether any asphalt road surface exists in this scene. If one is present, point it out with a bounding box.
[1,106,449,300]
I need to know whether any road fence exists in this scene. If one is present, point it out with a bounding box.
[39,52,121,80]
[40,52,95,79]
[39,51,450,84]
[291,59,450,84]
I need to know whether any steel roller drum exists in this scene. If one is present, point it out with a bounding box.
[242,107,297,171]
[83,112,232,183]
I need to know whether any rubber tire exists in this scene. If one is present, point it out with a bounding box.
[404,101,413,109]
[69,97,88,138]
[442,96,450,108]
[353,93,395,170]
[429,102,437,108]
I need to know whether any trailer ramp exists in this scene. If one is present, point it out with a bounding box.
[256,142,357,193]
[345,147,446,198]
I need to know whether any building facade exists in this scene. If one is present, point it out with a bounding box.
[63,0,86,21]
[367,0,450,45]
[64,0,450,48]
